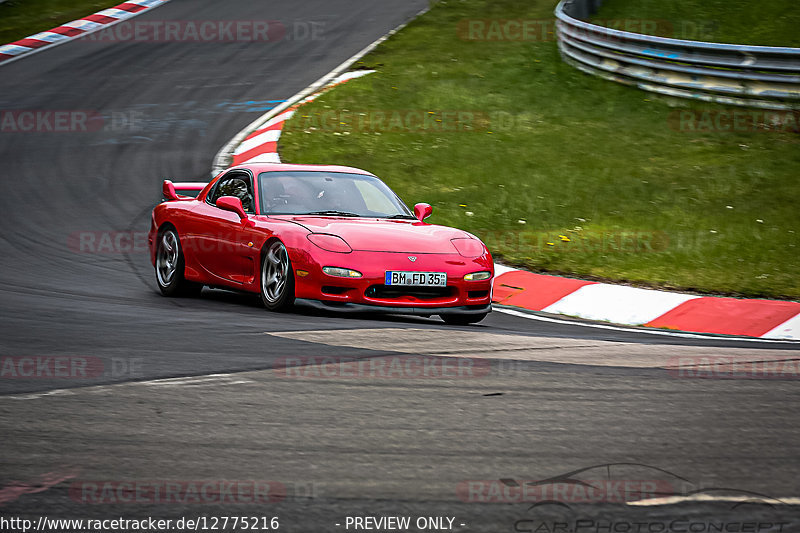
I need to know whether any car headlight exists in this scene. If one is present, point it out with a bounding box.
[323,266,363,278]
[451,238,485,258]
[307,233,352,253]
[463,271,492,281]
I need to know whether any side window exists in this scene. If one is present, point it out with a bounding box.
[209,173,255,213]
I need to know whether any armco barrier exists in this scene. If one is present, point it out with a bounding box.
[555,0,800,110]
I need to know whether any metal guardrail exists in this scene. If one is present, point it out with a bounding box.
[555,0,800,109]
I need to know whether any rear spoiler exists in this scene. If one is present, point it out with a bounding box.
[162,180,207,201]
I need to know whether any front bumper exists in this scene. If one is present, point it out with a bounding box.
[291,248,494,310]
[294,299,491,316]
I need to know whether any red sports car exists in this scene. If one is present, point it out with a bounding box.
[148,163,493,324]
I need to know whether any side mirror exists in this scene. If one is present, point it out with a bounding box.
[217,196,248,219]
[414,203,433,222]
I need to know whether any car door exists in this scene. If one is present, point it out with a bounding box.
[189,171,257,285]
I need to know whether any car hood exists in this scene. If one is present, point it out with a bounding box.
[274,216,474,253]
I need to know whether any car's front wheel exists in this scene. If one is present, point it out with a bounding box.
[441,312,488,326]
[155,227,201,296]
[260,240,295,311]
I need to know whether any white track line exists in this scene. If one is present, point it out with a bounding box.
[628,494,800,506]
[1,373,255,400]
[234,129,282,156]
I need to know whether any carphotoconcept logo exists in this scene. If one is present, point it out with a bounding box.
[459,463,789,532]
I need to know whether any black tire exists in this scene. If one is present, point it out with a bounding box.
[155,227,202,297]
[260,240,295,311]
[441,312,488,325]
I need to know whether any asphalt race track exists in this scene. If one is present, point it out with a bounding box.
[1,0,799,531]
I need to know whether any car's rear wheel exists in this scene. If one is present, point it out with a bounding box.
[261,240,295,311]
[155,227,201,296]
[441,312,488,325]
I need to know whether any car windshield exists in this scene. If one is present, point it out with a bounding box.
[258,171,415,218]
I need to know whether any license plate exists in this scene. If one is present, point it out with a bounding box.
[385,271,447,287]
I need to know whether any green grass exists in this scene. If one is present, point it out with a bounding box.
[592,0,800,46]
[281,0,800,300]
[0,0,121,44]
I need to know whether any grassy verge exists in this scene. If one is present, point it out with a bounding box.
[280,0,800,300]
[592,0,800,47]
[0,0,121,44]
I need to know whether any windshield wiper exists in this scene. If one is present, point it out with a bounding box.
[384,214,416,220]
[302,210,362,217]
